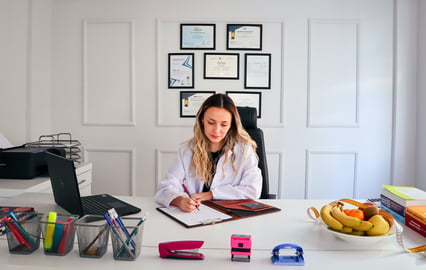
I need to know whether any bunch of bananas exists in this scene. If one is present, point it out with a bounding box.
[320,201,391,236]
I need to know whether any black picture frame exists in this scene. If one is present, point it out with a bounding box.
[227,24,263,50]
[180,24,216,50]
[244,53,271,89]
[226,91,262,118]
[204,53,239,80]
[180,91,216,117]
[168,53,194,88]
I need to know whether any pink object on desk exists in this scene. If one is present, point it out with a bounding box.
[158,240,205,260]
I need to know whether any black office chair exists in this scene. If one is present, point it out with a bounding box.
[237,106,276,199]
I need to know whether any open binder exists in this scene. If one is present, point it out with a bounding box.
[156,199,281,228]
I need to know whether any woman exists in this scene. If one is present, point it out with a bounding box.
[154,93,262,212]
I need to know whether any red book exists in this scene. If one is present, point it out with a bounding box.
[404,206,426,237]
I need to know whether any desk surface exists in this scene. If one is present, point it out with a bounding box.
[0,193,424,269]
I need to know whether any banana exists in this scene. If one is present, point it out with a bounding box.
[351,220,374,231]
[330,205,363,228]
[320,203,344,231]
[341,226,353,234]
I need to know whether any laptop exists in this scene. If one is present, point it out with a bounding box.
[44,151,141,217]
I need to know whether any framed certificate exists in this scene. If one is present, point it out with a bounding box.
[204,53,239,79]
[227,24,262,50]
[245,53,271,89]
[180,24,216,50]
[226,91,262,118]
[168,53,194,88]
[180,91,215,117]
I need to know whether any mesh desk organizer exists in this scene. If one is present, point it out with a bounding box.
[25,133,82,164]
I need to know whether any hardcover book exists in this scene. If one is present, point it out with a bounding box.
[404,206,426,237]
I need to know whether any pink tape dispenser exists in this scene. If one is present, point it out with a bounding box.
[158,240,205,260]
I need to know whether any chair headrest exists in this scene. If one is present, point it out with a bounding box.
[237,106,257,129]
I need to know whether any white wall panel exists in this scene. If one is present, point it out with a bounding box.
[308,20,359,127]
[305,150,357,199]
[83,20,135,126]
[85,148,135,196]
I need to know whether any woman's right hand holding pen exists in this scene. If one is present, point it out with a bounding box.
[171,196,200,212]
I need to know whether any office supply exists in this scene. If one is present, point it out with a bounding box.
[2,193,426,268]
[25,133,83,164]
[40,213,78,255]
[203,199,281,218]
[157,203,233,228]
[57,217,77,254]
[271,243,305,265]
[0,206,35,235]
[158,240,205,260]
[230,234,252,262]
[0,145,65,179]
[108,216,145,261]
[108,208,136,249]
[182,183,199,210]
[45,151,141,217]
[44,211,57,249]
[75,215,110,258]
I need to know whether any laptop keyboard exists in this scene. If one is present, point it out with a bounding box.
[81,196,110,215]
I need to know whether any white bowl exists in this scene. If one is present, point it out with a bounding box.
[322,223,397,245]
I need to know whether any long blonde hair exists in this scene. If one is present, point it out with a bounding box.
[188,93,257,184]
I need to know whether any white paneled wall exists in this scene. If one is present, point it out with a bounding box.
[1,0,423,198]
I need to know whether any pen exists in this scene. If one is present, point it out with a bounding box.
[104,212,135,259]
[108,208,136,249]
[182,183,200,211]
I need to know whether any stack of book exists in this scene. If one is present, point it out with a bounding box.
[380,185,426,237]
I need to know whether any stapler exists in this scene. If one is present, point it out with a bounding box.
[158,240,205,260]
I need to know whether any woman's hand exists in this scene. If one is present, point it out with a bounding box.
[192,191,213,202]
[171,196,200,212]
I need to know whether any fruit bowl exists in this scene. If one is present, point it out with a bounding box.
[322,223,397,245]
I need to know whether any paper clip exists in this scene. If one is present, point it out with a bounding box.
[201,218,222,225]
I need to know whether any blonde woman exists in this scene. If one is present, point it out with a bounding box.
[155,93,262,212]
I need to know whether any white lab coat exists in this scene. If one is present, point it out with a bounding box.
[154,140,262,207]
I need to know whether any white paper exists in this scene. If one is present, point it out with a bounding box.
[158,204,233,227]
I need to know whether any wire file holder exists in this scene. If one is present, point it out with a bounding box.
[25,133,82,164]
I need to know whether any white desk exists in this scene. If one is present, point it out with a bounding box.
[0,193,424,269]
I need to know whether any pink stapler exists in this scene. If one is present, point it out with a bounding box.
[158,241,205,260]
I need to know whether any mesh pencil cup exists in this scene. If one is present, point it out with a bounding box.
[75,215,109,258]
[109,216,146,261]
[40,213,79,256]
[5,212,42,255]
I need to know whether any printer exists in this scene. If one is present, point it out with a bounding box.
[0,145,65,179]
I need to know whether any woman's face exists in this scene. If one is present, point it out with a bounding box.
[202,107,232,151]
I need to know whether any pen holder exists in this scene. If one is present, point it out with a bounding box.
[40,213,79,256]
[5,212,42,255]
[109,216,145,261]
[75,215,109,258]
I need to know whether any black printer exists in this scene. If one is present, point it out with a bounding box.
[0,145,65,179]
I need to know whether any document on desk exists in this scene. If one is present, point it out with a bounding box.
[157,204,233,228]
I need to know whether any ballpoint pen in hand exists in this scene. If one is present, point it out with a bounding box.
[182,183,200,211]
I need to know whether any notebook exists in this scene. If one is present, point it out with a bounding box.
[45,151,141,217]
